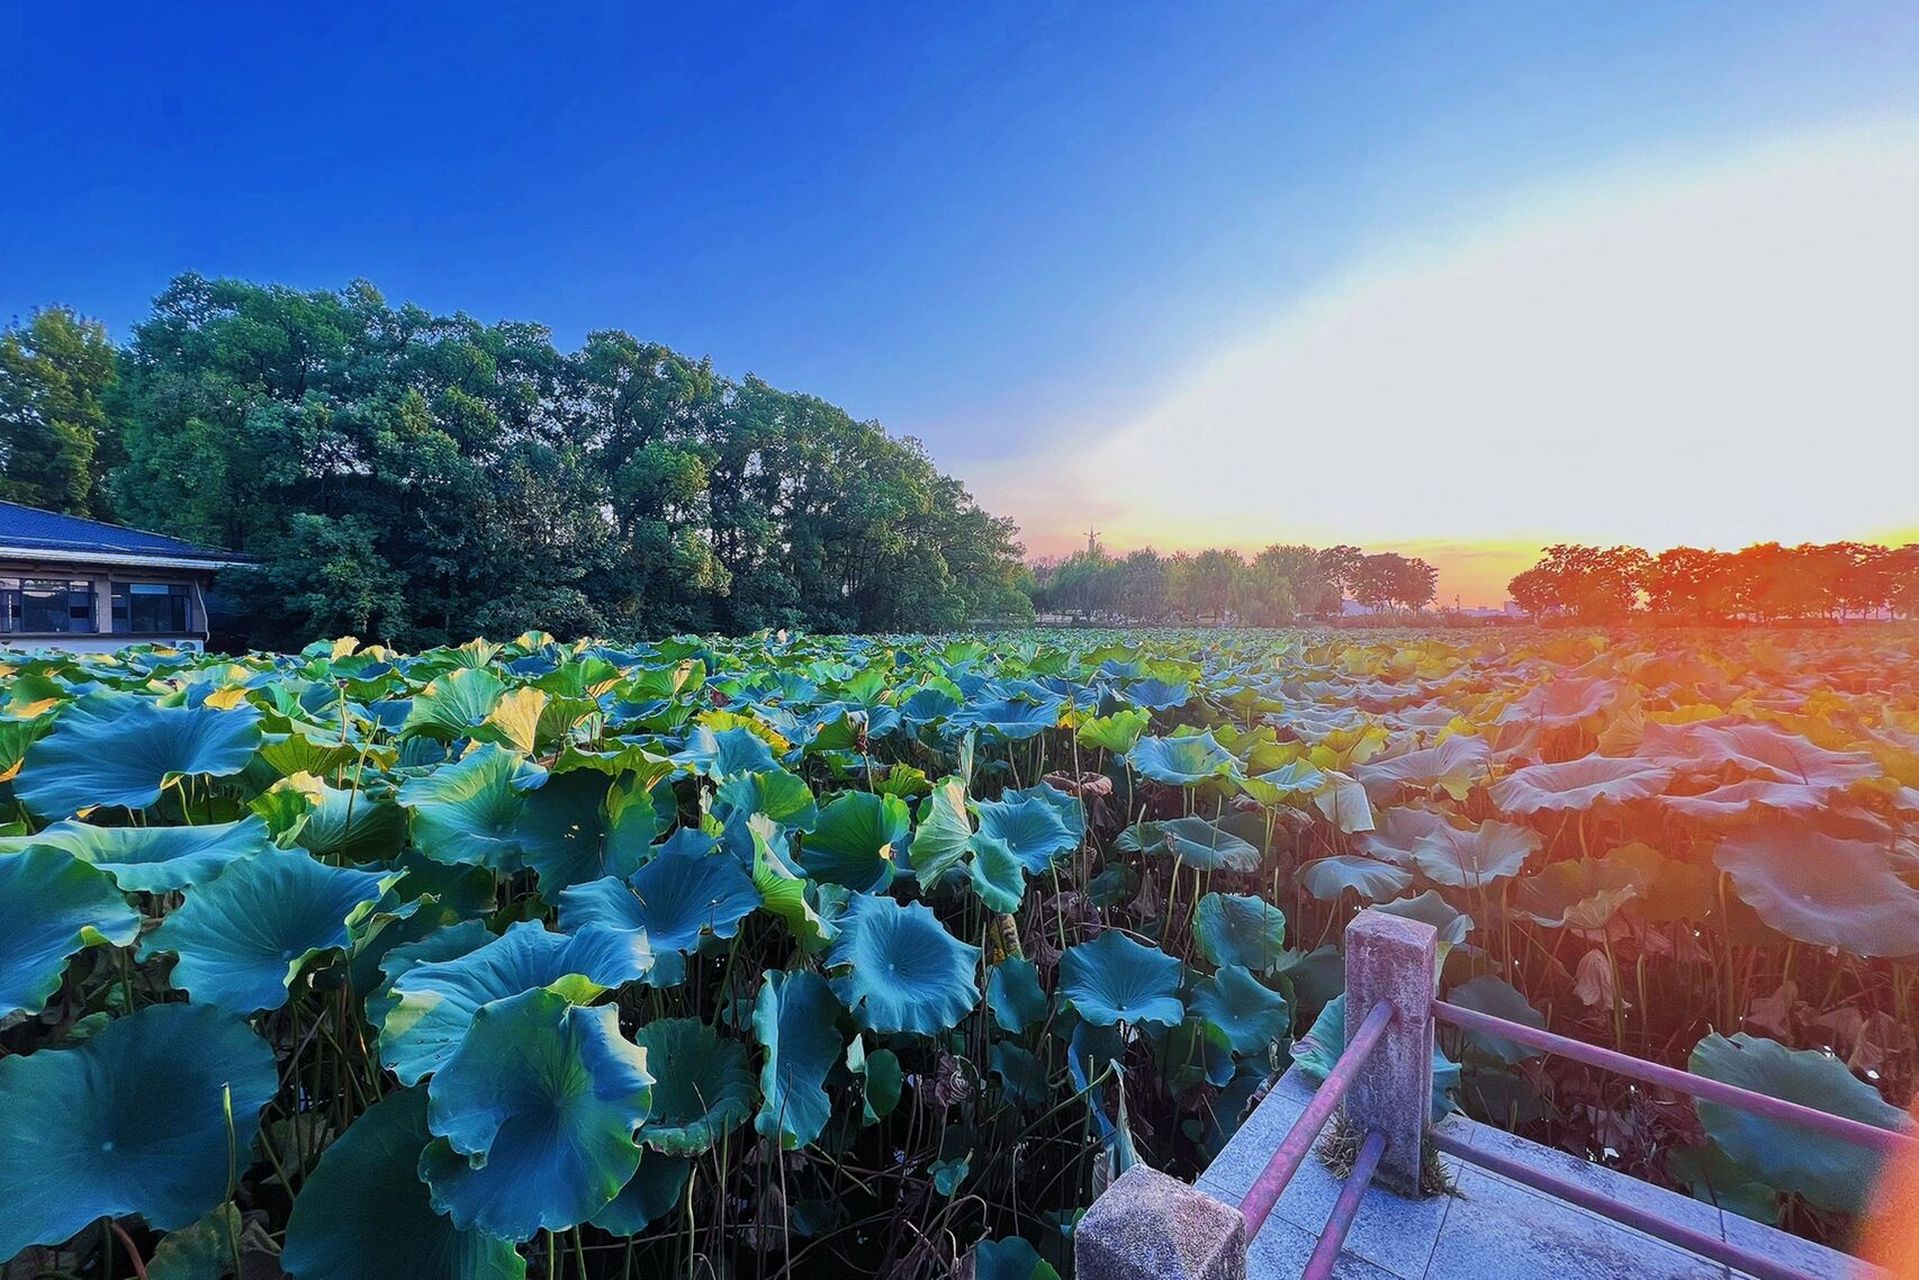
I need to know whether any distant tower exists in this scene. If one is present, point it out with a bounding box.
[1085,525,1101,556]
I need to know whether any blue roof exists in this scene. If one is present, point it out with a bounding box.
[0,500,239,564]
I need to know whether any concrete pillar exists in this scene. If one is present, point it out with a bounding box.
[1075,1165,1247,1280]
[1343,909,1438,1196]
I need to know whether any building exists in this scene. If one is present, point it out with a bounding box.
[0,500,246,653]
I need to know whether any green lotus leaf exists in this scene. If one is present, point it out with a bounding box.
[558,846,759,987]
[1608,841,1716,923]
[1125,732,1239,787]
[401,668,507,741]
[966,832,1027,912]
[380,919,652,1085]
[1350,804,1451,865]
[1190,964,1290,1055]
[1372,890,1474,945]
[1078,708,1150,754]
[988,1040,1051,1107]
[364,917,498,1033]
[0,846,140,1018]
[848,1037,903,1123]
[1006,782,1085,848]
[1158,1016,1237,1093]
[397,742,536,872]
[1292,994,1458,1121]
[987,956,1050,1034]
[1411,818,1541,888]
[1513,857,1640,929]
[1193,893,1287,974]
[907,774,974,883]
[141,851,389,1012]
[630,1018,756,1154]
[799,790,909,892]
[1300,853,1414,903]
[751,830,840,952]
[289,777,408,864]
[146,1203,242,1280]
[589,1153,693,1235]
[1239,760,1330,807]
[422,988,653,1241]
[1446,974,1545,1063]
[969,1238,1061,1280]
[1059,931,1183,1029]
[947,695,1061,742]
[1714,825,1919,958]
[0,1003,278,1258]
[673,724,779,779]
[827,893,981,1035]
[1690,1032,1909,1213]
[514,768,666,895]
[1354,735,1490,802]
[3,816,271,891]
[753,968,843,1149]
[1310,770,1376,834]
[1488,757,1673,814]
[976,790,1076,873]
[281,1088,526,1280]
[17,693,263,820]
[716,767,819,832]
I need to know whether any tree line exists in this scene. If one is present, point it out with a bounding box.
[1030,543,1439,623]
[0,278,1032,648]
[1509,542,1919,622]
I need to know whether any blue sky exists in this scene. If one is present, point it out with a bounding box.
[4,4,1917,599]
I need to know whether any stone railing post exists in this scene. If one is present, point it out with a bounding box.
[1343,909,1438,1196]
[1074,1165,1247,1280]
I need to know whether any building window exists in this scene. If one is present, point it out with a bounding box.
[0,579,94,634]
[112,582,192,634]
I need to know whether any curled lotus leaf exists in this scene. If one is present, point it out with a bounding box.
[364,917,497,1033]
[558,845,759,986]
[907,774,973,884]
[1496,676,1621,728]
[1125,732,1239,787]
[672,724,780,780]
[1713,825,1919,958]
[1059,931,1184,1029]
[16,693,263,820]
[631,1018,757,1154]
[946,695,1062,742]
[826,893,982,1035]
[1514,857,1640,929]
[1190,964,1290,1055]
[1638,720,1880,792]
[1350,805,1452,866]
[1152,815,1263,872]
[987,956,1050,1034]
[0,845,140,1019]
[141,851,391,1013]
[380,919,653,1085]
[422,988,654,1242]
[967,832,1027,913]
[513,768,667,895]
[400,668,506,742]
[1355,735,1490,802]
[1301,853,1414,904]
[1239,760,1329,808]
[1690,1031,1909,1213]
[281,1087,526,1280]
[1192,892,1287,974]
[397,743,537,872]
[2,816,271,891]
[1411,818,1542,887]
[1659,779,1823,823]
[1446,974,1546,1063]
[752,968,843,1150]
[1372,891,1473,945]
[1078,708,1150,754]
[590,1153,694,1235]
[799,790,909,892]
[0,1003,278,1258]
[975,789,1076,873]
[1488,757,1673,814]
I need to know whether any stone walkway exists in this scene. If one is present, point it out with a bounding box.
[1197,1069,1878,1280]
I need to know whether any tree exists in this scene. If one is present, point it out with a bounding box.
[0,307,120,517]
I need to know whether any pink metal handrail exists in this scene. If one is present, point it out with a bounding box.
[1238,999,1394,1236]
[1433,999,1917,1157]
[1300,1128,1386,1280]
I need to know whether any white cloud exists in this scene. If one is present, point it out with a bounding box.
[977,126,1919,575]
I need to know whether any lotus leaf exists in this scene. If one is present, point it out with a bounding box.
[1690,1032,1908,1213]
[1193,893,1287,973]
[827,893,981,1034]
[1661,779,1823,822]
[16,694,263,819]
[969,1238,1060,1280]
[1292,994,1457,1120]
[1059,931,1183,1028]
[1713,826,1919,958]
[799,790,909,891]
[1078,708,1149,754]
[1301,854,1414,903]
[514,768,665,894]
[1489,757,1673,814]
[967,832,1028,912]
[1190,964,1290,1054]
[142,852,390,1013]
[559,845,759,986]
[1446,975,1545,1063]
[716,767,819,832]
[422,988,653,1241]
[0,1004,277,1258]
[380,919,652,1084]
[947,695,1062,742]
[590,1153,694,1235]
[0,845,141,1018]
[1125,732,1239,787]
[975,790,1076,873]
[401,668,507,741]
[4,815,271,891]
[753,968,843,1149]
[397,743,535,872]
[1513,857,1640,929]
[281,1087,526,1280]
[1152,815,1262,872]
[1355,735,1489,802]
[1372,890,1473,945]
[1411,818,1541,887]
[988,956,1050,1034]
[629,1018,756,1154]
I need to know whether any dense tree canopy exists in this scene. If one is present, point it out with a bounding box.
[4,276,1031,648]
[1511,541,1919,621]
[1029,543,1433,623]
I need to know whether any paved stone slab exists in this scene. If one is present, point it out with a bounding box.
[1722,1208,1880,1280]
[1460,1117,1726,1244]
[1245,1216,1400,1279]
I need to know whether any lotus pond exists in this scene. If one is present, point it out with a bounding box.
[0,627,1915,1277]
